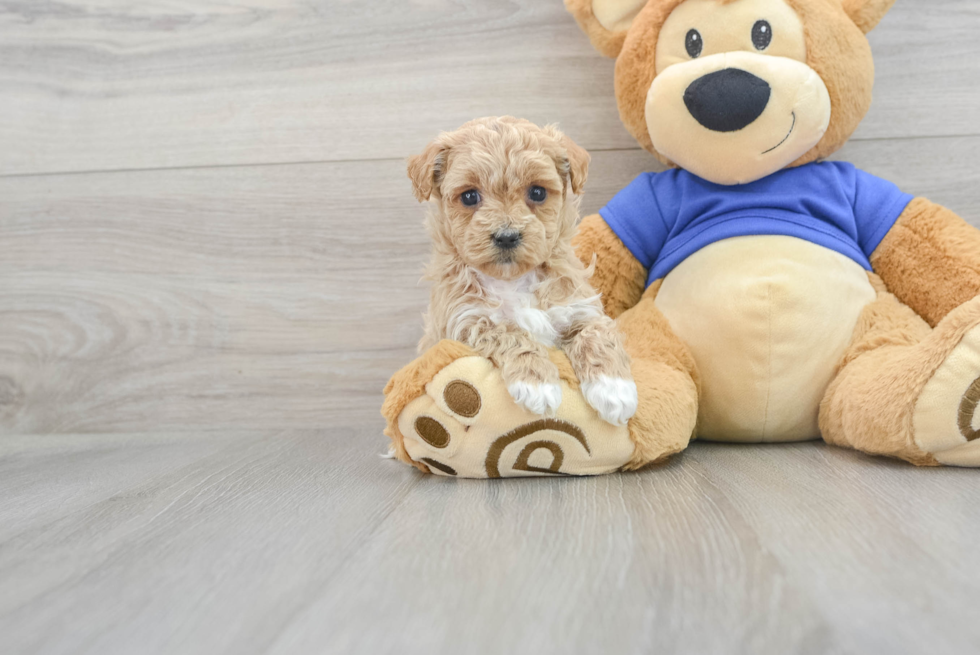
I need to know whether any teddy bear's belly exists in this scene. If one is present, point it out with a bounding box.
[654,235,877,443]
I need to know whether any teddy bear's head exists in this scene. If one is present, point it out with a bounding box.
[566,0,894,185]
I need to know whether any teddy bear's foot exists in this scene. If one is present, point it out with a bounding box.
[382,343,635,478]
[820,290,980,467]
[822,293,980,467]
[913,314,980,467]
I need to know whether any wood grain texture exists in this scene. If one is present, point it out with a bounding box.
[2,1,980,653]
[0,0,977,176]
[1,140,978,435]
[2,435,980,655]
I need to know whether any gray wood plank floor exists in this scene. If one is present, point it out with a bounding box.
[1,1,979,653]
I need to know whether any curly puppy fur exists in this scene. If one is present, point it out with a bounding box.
[407,117,638,425]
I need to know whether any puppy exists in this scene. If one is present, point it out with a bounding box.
[406,116,638,425]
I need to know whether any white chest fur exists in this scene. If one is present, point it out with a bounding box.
[450,271,601,347]
[654,235,877,443]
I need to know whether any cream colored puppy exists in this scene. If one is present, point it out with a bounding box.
[407,116,638,425]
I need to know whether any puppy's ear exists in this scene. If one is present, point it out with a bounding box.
[407,140,448,202]
[549,127,591,195]
[841,0,895,33]
[565,0,651,58]
[564,135,590,195]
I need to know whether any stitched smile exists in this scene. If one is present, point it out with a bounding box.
[762,112,797,154]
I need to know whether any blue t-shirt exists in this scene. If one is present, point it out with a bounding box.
[598,161,913,286]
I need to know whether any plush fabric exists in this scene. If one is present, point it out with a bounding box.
[615,282,702,468]
[382,339,478,472]
[564,0,640,58]
[644,49,832,184]
[871,197,980,328]
[571,213,648,319]
[841,0,896,33]
[820,281,980,467]
[597,0,877,172]
[599,161,912,283]
[394,353,635,478]
[648,1,832,184]
[654,236,877,442]
[915,325,980,465]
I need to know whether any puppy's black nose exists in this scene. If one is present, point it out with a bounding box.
[492,229,522,250]
[684,68,771,133]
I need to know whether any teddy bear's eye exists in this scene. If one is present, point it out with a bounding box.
[685,29,703,58]
[460,189,481,206]
[752,20,772,50]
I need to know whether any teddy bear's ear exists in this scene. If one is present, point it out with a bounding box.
[407,140,448,203]
[841,0,896,33]
[564,0,651,58]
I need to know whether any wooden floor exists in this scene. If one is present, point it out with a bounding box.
[1,1,979,653]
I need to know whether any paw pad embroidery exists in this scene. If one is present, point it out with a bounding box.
[396,356,633,478]
[912,323,980,467]
[485,419,589,477]
[960,375,980,442]
[444,379,481,417]
[414,416,450,448]
[418,457,457,476]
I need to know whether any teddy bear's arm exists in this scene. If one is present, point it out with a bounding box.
[871,197,980,327]
[572,214,648,319]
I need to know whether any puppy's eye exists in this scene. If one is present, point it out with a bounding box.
[685,29,703,58]
[527,186,547,203]
[460,189,481,206]
[752,20,772,50]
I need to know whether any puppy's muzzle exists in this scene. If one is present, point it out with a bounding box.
[492,229,522,251]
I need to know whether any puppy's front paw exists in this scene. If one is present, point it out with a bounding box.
[581,376,638,426]
[507,380,563,416]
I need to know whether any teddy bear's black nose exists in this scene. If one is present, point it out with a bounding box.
[684,68,771,133]
[492,229,522,250]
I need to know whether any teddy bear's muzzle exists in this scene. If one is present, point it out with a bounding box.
[683,68,772,133]
[645,51,831,186]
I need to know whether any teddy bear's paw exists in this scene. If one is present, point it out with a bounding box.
[913,321,980,467]
[396,356,635,478]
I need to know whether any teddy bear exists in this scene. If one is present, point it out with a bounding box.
[381,0,980,477]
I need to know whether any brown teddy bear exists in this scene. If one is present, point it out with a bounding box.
[382,0,980,477]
